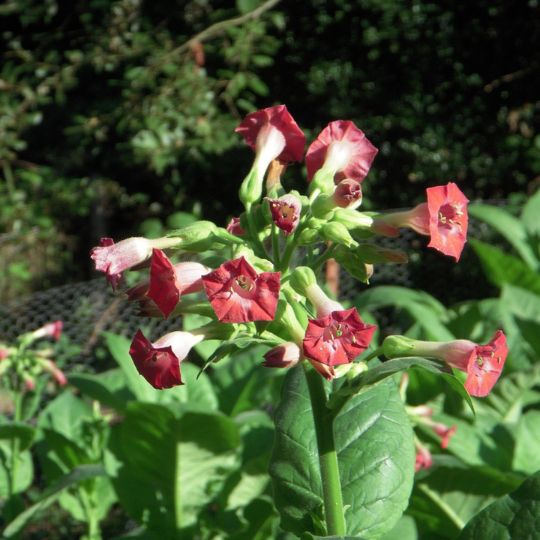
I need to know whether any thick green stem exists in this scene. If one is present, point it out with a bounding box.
[304,365,346,536]
[9,390,23,498]
[244,203,268,259]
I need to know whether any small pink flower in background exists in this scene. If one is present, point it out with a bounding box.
[235,104,305,164]
[226,217,246,236]
[202,257,280,323]
[426,182,469,261]
[91,237,153,289]
[415,444,433,473]
[333,179,363,209]
[303,308,376,366]
[146,250,208,318]
[266,194,301,235]
[23,376,36,392]
[0,348,8,361]
[41,359,68,386]
[263,342,301,369]
[32,321,63,342]
[306,120,378,183]
[129,329,203,389]
[432,423,457,449]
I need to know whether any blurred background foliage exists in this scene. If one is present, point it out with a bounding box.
[0,0,539,300]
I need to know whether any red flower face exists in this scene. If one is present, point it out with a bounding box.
[303,308,376,366]
[463,330,508,397]
[129,329,203,389]
[306,120,378,183]
[202,257,280,323]
[266,194,301,235]
[91,237,153,289]
[235,105,305,163]
[426,183,469,261]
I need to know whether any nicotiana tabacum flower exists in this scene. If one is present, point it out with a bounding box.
[306,120,378,191]
[202,257,280,323]
[266,194,301,235]
[373,182,469,261]
[129,329,204,389]
[226,217,246,236]
[90,236,180,289]
[303,308,377,367]
[333,179,363,209]
[383,330,508,397]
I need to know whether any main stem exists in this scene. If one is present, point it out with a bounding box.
[9,390,23,498]
[304,365,346,536]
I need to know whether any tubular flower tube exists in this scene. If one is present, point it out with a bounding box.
[414,441,433,473]
[432,423,457,449]
[383,330,508,397]
[303,308,377,366]
[304,282,344,318]
[371,183,469,260]
[32,321,63,342]
[202,257,280,323]
[90,236,179,289]
[333,179,363,209]
[39,359,68,386]
[129,329,204,389]
[237,105,305,204]
[266,194,301,235]
[306,120,378,187]
[263,342,302,369]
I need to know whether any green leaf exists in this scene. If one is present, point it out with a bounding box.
[468,204,537,269]
[0,422,36,452]
[380,515,418,540]
[3,464,106,537]
[270,366,415,538]
[458,470,540,539]
[513,411,540,474]
[470,239,540,295]
[354,287,454,340]
[108,403,240,533]
[69,372,129,411]
[521,188,540,237]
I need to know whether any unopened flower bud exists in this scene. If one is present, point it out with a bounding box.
[334,179,363,209]
[382,335,417,358]
[226,217,246,236]
[263,342,301,369]
[320,222,358,248]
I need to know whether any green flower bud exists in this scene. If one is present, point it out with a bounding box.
[311,194,337,219]
[297,227,320,245]
[382,335,417,359]
[320,222,358,248]
[167,221,218,251]
[289,267,317,295]
[332,208,374,230]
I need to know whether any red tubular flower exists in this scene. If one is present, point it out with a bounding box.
[129,329,203,389]
[426,182,469,261]
[235,104,305,164]
[415,444,433,473]
[41,359,68,386]
[202,257,280,323]
[266,194,301,235]
[146,249,208,318]
[91,237,153,289]
[432,423,457,449]
[226,217,246,236]
[32,321,63,341]
[306,120,378,183]
[263,342,301,369]
[333,179,363,209]
[303,308,376,366]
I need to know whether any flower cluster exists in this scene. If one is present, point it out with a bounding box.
[90,104,506,402]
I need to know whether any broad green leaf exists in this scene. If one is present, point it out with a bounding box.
[380,515,418,540]
[513,411,540,474]
[270,366,415,538]
[108,402,240,533]
[521,188,540,237]
[470,239,540,295]
[37,391,91,441]
[0,448,33,497]
[0,422,36,452]
[458,470,540,539]
[69,372,129,411]
[446,299,503,343]
[468,204,537,269]
[411,465,522,539]
[354,286,454,340]
[3,464,106,537]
